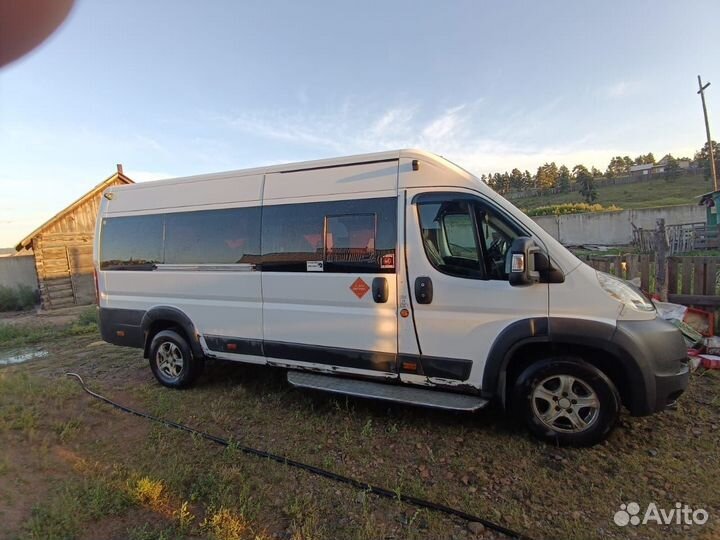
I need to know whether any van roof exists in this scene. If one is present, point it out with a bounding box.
[108,149,468,190]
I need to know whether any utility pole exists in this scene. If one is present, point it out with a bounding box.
[697,75,718,192]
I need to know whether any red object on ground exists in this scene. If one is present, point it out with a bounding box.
[698,354,720,370]
[683,307,715,337]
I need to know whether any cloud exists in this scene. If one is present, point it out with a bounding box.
[421,105,466,142]
[603,80,642,99]
[216,96,688,175]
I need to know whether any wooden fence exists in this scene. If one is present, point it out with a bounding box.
[632,223,720,254]
[577,254,720,308]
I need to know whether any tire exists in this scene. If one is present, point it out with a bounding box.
[148,329,204,389]
[512,358,620,447]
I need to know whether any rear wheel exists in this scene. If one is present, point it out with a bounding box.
[149,329,203,388]
[512,358,620,446]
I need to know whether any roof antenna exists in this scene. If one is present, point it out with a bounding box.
[116,163,123,174]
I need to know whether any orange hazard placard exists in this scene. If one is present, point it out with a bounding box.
[350,277,370,299]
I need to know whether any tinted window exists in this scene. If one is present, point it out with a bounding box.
[100,215,164,270]
[100,207,261,270]
[443,213,480,261]
[164,207,261,264]
[416,195,522,280]
[325,214,376,268]
[476,207,519,280]
[262,197,396,272]
[417,200,483,278]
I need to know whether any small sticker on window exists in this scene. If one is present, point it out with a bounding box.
[380,254,395,269]
[307,261,324,272]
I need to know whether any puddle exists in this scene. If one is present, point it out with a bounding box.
[0,349,49,366]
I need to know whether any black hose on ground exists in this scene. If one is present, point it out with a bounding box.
[65,373,533,540]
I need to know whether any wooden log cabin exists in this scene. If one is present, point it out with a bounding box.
[15,166,134,309]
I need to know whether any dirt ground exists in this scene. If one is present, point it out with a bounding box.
[0,308,719,540]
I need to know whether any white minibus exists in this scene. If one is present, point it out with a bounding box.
[95,149,689,446]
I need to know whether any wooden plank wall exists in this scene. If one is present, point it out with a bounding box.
[34,233,94,309]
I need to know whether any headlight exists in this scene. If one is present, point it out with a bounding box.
[596,271,655,312]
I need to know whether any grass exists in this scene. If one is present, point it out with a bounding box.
[511,173,714,211]
[0,306,98,347]
[24,478,132,540]
[0,320,719,539]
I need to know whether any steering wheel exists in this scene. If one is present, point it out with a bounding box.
[486,238,509,278]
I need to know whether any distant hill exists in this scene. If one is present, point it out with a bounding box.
[508,173,713,211]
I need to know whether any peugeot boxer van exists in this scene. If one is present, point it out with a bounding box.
[95,149,689,446]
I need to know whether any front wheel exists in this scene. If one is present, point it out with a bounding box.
[512,358,620,446]
[149,329,203,388]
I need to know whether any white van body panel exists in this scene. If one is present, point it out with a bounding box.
[104,173,264,214]
[261,162,399,378]
[101,269,263,345]
[548,261,621,324]
[263,160,398,201]
[98,174,264,351]
[261,272,398,364]
[403,184,549,389]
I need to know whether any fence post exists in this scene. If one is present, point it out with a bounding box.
[655,218,668,301]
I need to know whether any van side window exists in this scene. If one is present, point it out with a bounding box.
[164,207,261,265]
[476,207,517,280]
[100,215,164,270]
[325,214,376,270]
[100,207,261,269]
[417,200,484,278]
[262,197,396,273]
[416,195,521,280]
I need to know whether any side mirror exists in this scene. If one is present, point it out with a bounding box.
[508,237,541,286]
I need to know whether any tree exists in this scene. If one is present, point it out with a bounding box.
[523,170,533,190]
[663,154,680,182]
[633,152,655,165]
[535,162,559,192]
[694,140,720,182]
[557,165,571,193]
[573,164,597,202]
[605,155,633,178]
[493,172,509,194]
[590,166,602,178]
[509,168,525,191]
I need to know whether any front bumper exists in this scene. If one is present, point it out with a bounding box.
[612,317,690,416]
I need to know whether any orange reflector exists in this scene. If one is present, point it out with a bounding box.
[116,330,125,337]
[401,362,416,372]
[227,343,237,351]
[400,308,410,318]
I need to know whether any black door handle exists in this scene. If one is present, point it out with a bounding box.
[414,277,433,304]
[372,277,389,303]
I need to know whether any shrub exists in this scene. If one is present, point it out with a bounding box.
[524,203,622,217]
[0,284,38,311]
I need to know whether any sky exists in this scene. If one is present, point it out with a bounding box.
[1,0,720,247]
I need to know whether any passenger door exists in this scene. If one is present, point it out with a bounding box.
[403,188,549,388]
[261,163,399,379]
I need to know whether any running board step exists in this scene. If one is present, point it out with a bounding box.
[287,371,488,412]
